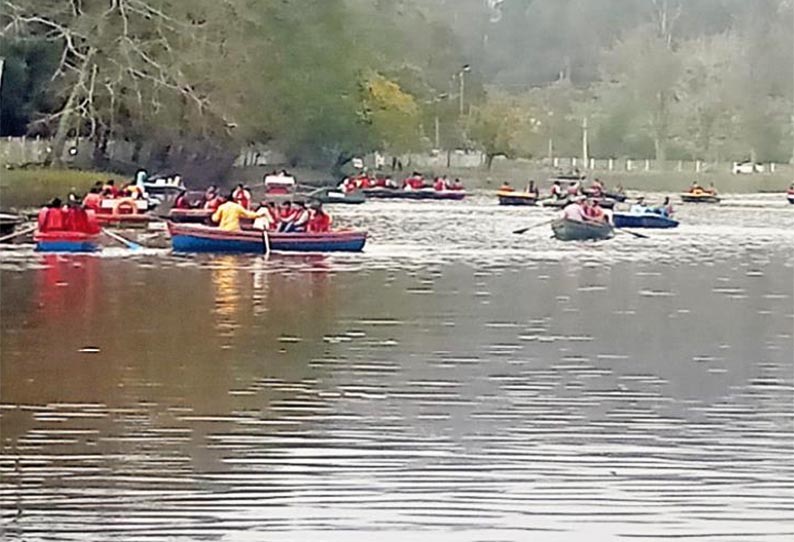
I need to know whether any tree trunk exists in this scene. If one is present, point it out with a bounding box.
[48,49,95,168]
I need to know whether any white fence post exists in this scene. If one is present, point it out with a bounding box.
[626,159,633,171]
[695,160,701,173]
[644,159,651,171]
[608,158,614,171]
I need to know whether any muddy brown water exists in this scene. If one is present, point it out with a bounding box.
[1,193,793,541]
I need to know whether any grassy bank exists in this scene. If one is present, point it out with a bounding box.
[0,168,126,209]
[443,163,793,193]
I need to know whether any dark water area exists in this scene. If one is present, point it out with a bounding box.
[1,194,793,541]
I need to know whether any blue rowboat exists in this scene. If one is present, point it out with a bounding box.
[613,212,679,229]
[34,231,100,252]
[168,222,367,253]
[551,218,614,241]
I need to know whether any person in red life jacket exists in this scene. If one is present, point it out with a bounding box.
[232,184,252,210]
[404,172,425,190]
[201,185,218,207]
[434,177,446,191]
[450,178,464,191]
[292,201,311,232]
[566,181,580,196]
[102,179,119,198]
[277,201,298,232]
[307,202,333,233]
[203,187,225,211]
[64,201,101,234]
[37,198,65,233]
[359,175,372,189]
[499,181,514,192]
[82,187,102,211]
[174,190,192,209]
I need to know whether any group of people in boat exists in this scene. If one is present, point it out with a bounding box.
[498,180,541,197]
[205,189,333,234]
[174,184,253,211]
[687,182,718,196]
[561,196,612,225]
[549,177,623,200]
[78,179,148,213]
[37,198,101,234]
[339,172,464,193]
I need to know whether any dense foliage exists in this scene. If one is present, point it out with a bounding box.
[1,0,791,169]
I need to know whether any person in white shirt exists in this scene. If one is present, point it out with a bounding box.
[630,196,648,214]
[562,196,587,222]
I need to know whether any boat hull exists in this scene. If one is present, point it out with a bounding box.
[551,219,614,241]
[309,189,366,205]
[497,192,537,206]
[34,232,99,252]
[613,213,679,229]
[362,188,466,200]
[168,223,367,253]
[168,209,214,223]
[680,193,720,204]
[787,193,794,205]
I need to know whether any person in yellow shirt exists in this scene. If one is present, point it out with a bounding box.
[211,191,259,231]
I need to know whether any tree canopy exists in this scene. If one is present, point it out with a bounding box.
[0,0,791,170]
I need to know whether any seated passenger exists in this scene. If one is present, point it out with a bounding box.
[174,190,192,209]
[434,177,447,191]
[102,180,119,198]
[82,187,102,211]
[499,181,514,192]
[450,178,464,191]
[307,203,333,233]
[290,201,311,232]
[232,183,252,210]
[630,197,648,214]
[277,201,298,232]
[37,198,65,232]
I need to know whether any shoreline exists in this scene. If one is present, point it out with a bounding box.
[2,166,791,209]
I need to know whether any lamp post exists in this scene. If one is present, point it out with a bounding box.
[458,64,471,116]
[429,93,448,150]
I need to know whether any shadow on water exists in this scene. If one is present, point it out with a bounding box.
[1,195,793,541]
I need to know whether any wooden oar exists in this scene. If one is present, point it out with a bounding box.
[102,228,143,250]
[262,228,271,256]
[513,219,555,235]
[0,224,36,243]
[614,227,650,239]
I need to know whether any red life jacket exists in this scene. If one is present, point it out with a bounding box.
[308,211,332,233]
[82,193,102,210]
[434,179,445,191]
[233,189,251,210]
[174,195,191,209]
[39,207,65,232]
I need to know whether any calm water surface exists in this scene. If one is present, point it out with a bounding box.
[1,194,793,541]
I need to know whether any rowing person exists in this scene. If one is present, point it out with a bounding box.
[561,195,587,222]
[211,191,258,232]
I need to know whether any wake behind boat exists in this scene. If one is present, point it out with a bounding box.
[168,222,367,253]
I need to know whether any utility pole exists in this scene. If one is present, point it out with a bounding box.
[458,64,471,117]
[582,117,589,169]
[435,116,440,150]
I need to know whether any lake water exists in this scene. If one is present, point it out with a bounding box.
[1,193,793,541]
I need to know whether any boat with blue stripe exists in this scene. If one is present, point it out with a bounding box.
[168,222,367,253]
[613,212,679,229]
[34,231,100,252]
